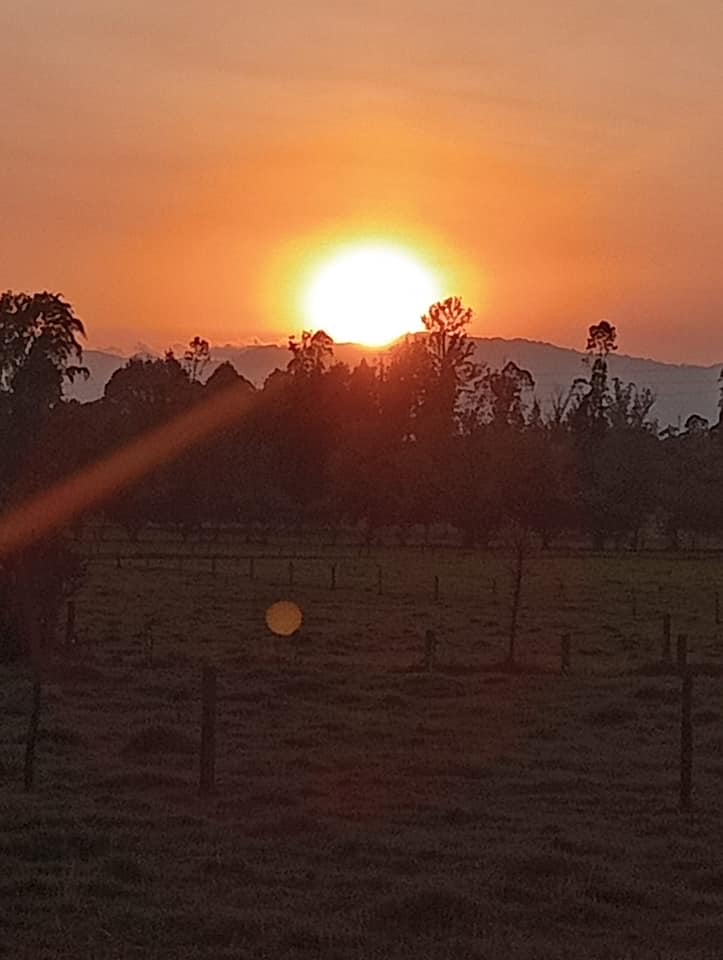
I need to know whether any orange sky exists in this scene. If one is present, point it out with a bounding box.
[3,1,723,362]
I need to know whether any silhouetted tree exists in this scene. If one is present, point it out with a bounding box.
[0,291,87,399]
[382,334,434,442]
[566,322,623,548]
[586,320,617,358]
[659,418,723,549]
[608,379,656,432]
[0,291,88,490]
[478,361,535,431]
[100,353,195,536]
[287,330,334,377]
[549,380,586,432]
[183,336,211,382]
[205,360,253,394]
[104,352,193,423]
[420,296,481,438]
[0,291,88,662]
[444,432,500,546]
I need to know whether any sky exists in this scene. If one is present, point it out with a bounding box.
[2,1,723,362]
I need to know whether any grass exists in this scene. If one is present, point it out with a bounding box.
[2,539,723,958]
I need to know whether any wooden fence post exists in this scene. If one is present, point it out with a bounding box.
[330,564,337,591]
[662,613,671,662]
[424,629,437,673]
[676,634,688,674]
[560,634,571,674]
[680,670,693,812]
[24,678,42,792]
[64,600,76,646]
[507,545,524,667]
[199,666,217,796]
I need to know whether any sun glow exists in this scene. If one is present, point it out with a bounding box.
[302,243,442,347]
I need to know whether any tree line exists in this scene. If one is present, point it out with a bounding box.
[2,290,723,557]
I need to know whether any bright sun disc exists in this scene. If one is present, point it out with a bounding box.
[302,244,441,347]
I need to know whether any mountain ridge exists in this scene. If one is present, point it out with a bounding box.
[70,337,723,428]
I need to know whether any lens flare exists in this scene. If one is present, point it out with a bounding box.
[266,600,303,637]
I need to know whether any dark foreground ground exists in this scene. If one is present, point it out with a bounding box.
[3,544,723,959]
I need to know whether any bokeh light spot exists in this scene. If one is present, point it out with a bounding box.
[266,600,303,636]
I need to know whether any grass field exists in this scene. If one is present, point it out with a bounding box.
[3,542,723,959]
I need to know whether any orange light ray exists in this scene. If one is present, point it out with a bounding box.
[0,382,256,559]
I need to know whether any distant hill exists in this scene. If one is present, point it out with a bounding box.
[70,339,722,430]
[468,338,722,430]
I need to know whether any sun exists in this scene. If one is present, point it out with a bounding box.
[301,243,442,347]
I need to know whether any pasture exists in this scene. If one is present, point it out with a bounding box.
[2,538,723,959]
